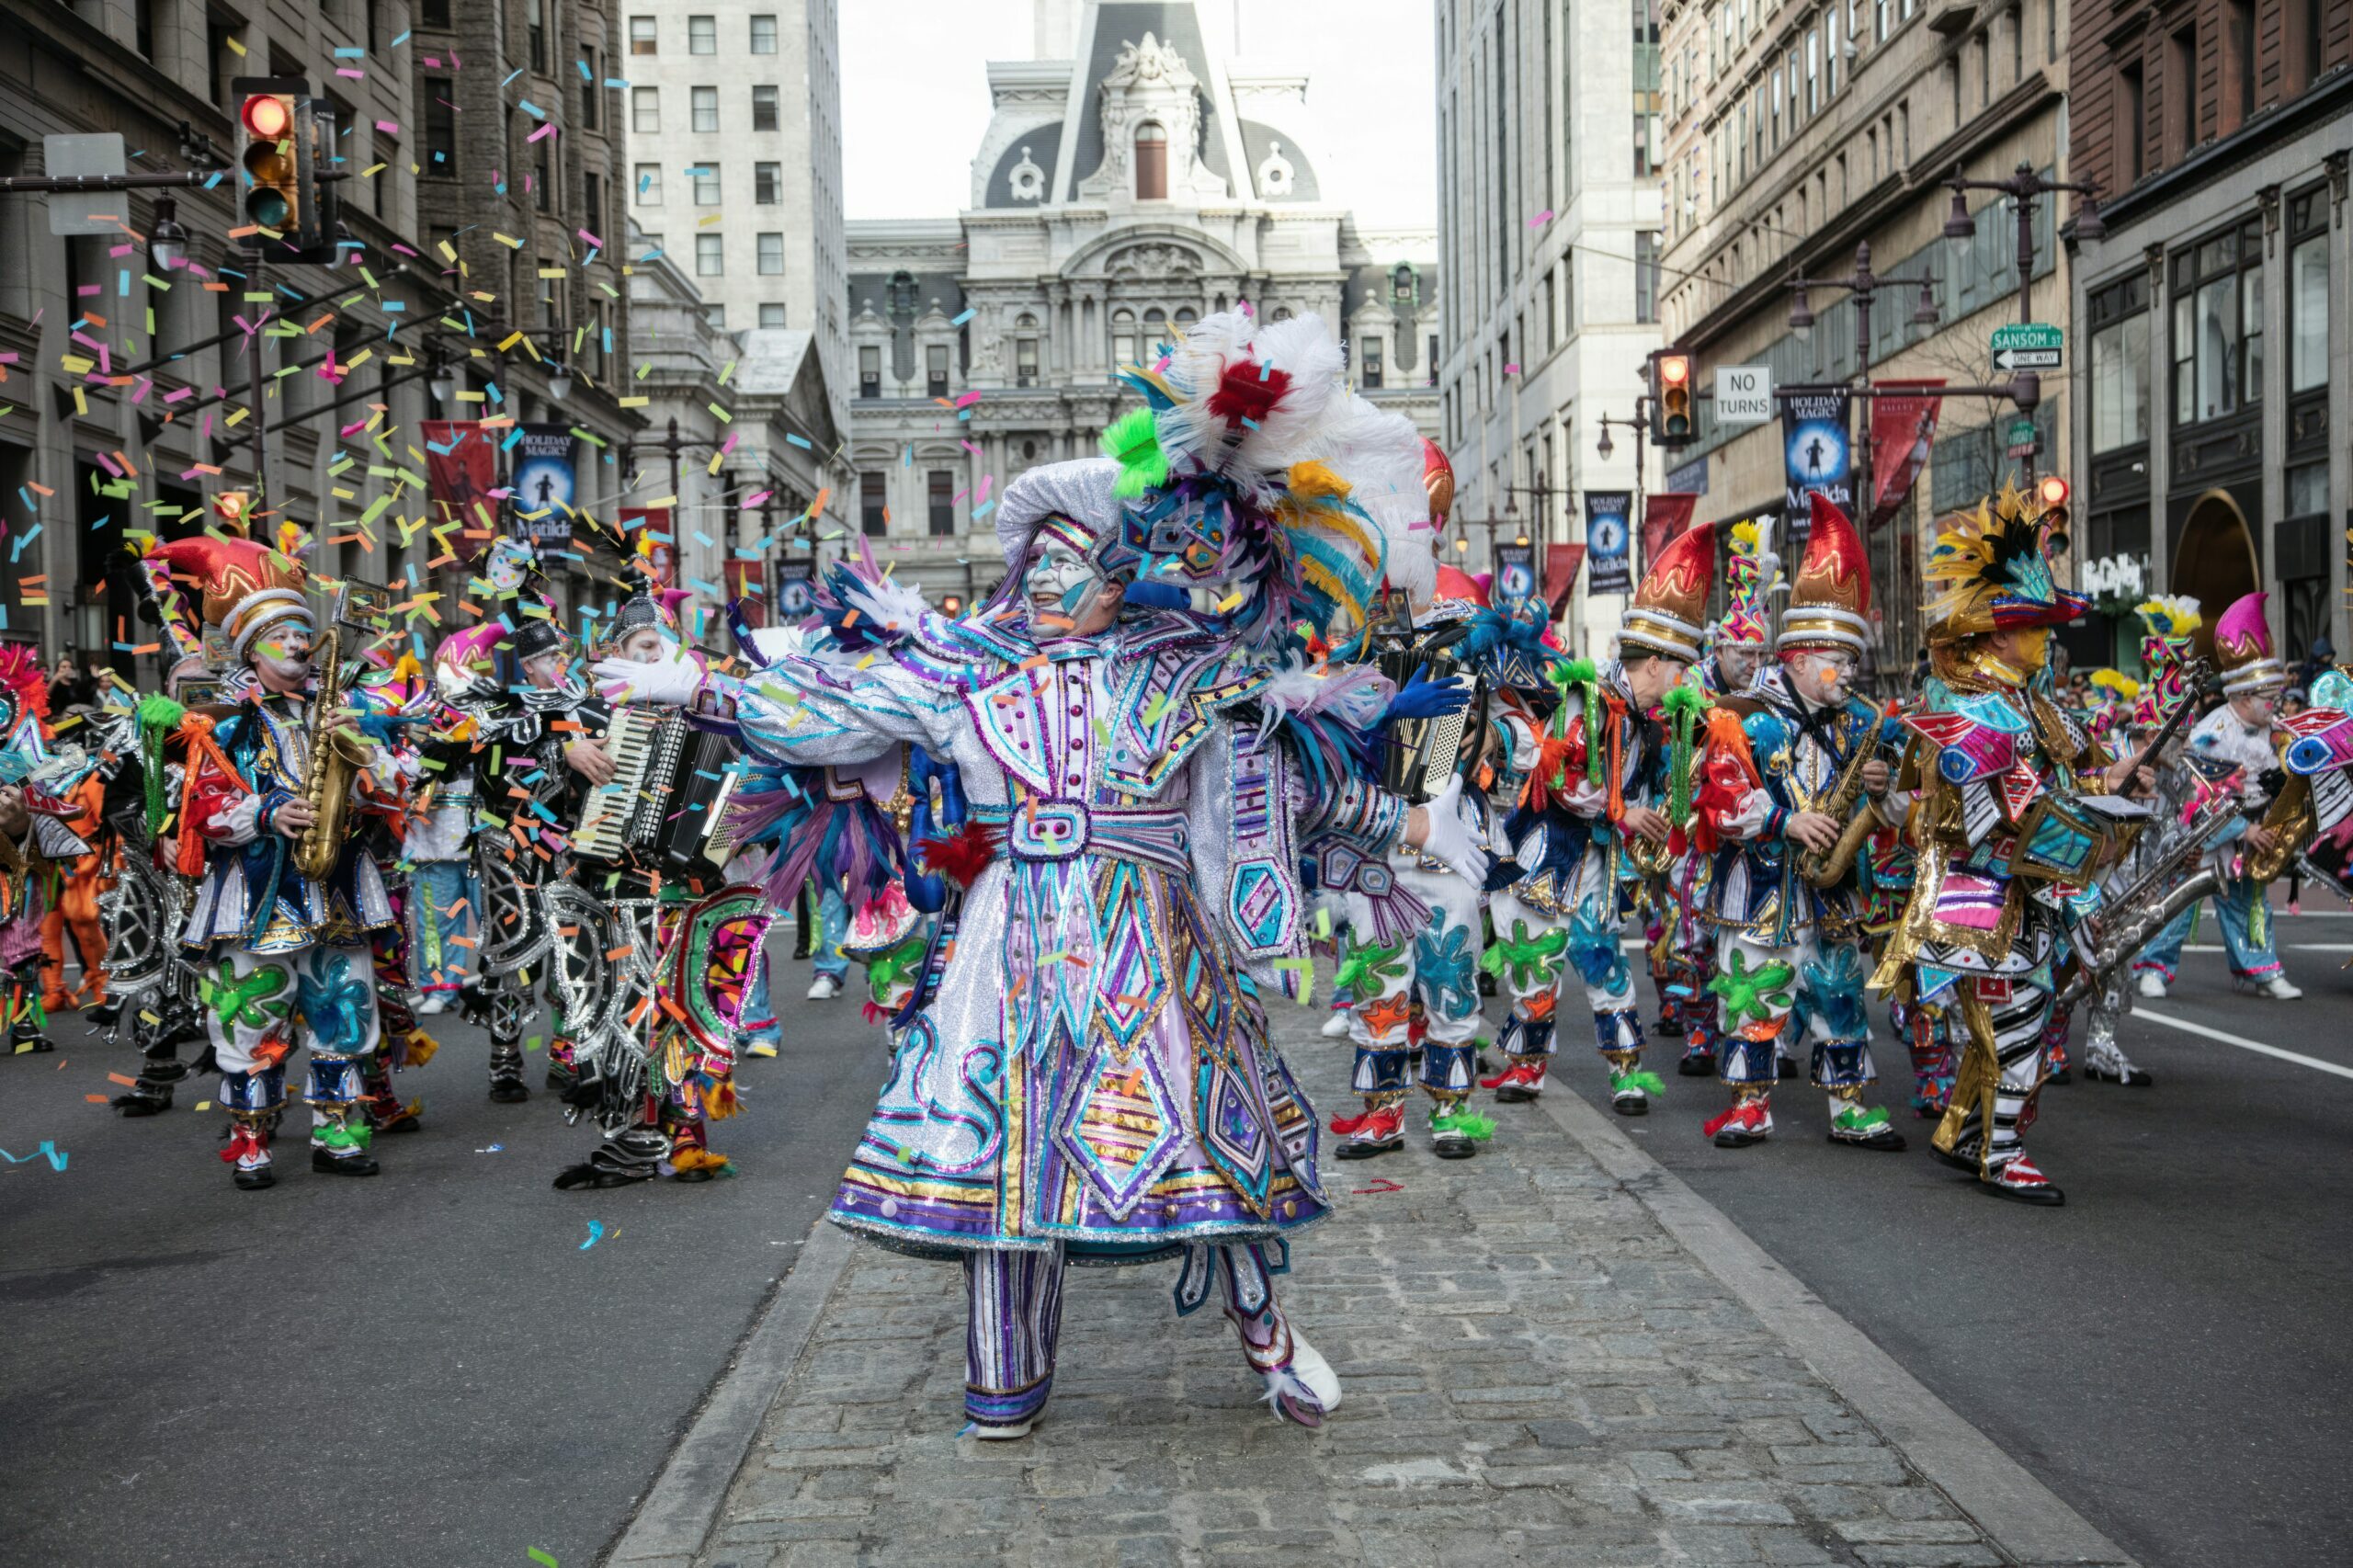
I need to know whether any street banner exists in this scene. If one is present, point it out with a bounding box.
[618,506,676,588]
[1640,493,1699,578]
[1869,381,1945,531]
[511,425,584,547]
[1543,543,1586,616]
[1492,540,1541,619]
[773,562,817,623]
[423,420,497,561]
[724,559,767,627]
[1585,491,1634,597]
[1782,390,1852,561]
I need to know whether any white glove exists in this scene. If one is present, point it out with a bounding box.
[1416,775,1491,888]
[593,647,703,707]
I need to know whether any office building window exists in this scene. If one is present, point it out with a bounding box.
[759,302,786,329]
[755,162,781,204]
[631,87,659,133]
[2171,219,2262,425]
[861,472,888,535]
[688,14,716,53]
[425,77,457,174]
[1359,337,1384,388]
[634,163,662,205]
[579,49,602,128]
[692,165,722,204]
[1635,232,1661,323]
[696,233,723,277]
[2289,197,2327,392]
[750,14,778,52]
[629,15,655,53]
[927,471,956,536]
[926,344,950,398]
[692,86,719,132]
[1016,336,1039,385]
[858,346,881,397]
[423,0,452,26]
[528,0,547,70]
[2088,277,2150,452]
[703,303,725,329]
[752,85,779,132]
[756,233,784,275]
[1111,308,1137,367]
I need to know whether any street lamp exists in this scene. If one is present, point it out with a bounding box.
[547,364,575,402]
[149,196,188,273]
[429,360,459,404]
[1595,425,1614,462]
[1787,283,1815,342]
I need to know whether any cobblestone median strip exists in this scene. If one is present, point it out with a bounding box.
[665,1006,2135,1568]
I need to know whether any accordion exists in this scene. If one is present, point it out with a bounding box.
[571,707,743,873]
[1377,649,1477,802]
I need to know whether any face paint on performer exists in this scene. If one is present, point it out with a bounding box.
[1785,648,1857,706]
[1622,653,1693,709]
[2230,688,2279,727]
[1020,531,1120,642]
[520,649,570,689]
[1715,644,1761,689]
[251,625,315,696]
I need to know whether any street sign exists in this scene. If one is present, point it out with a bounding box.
[2005,416,2039,458]
[1716,365,1772,425]
[1991,323,2063,373]
[42,133,125,236]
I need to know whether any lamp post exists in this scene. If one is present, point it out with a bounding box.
[1940,162,2105,484]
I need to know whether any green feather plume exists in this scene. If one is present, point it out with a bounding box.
[1099,408,1168,499]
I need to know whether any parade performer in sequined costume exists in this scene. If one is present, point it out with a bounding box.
[1691,497,1904,1152]
[1485,525,1717,1115]
[1667,519,1778,1077]
[1871,485,2151,1205]
[153,537,411,1190]
[599,310,1488,1437]
[2133,592,2302,1002]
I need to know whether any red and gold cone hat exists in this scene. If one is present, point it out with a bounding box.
[1620,523,1715,663]
[1779,493,1872,653]
[152,536,312,659]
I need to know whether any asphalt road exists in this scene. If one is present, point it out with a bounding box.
[0,935,881,1568]
[1548,903,2353,1568]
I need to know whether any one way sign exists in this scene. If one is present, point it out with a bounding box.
[1991,323,2063,372]
[1994,346,2062,371]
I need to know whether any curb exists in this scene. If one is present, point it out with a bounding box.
[602,1217,856,1568]
[1530,1086,2141,1568]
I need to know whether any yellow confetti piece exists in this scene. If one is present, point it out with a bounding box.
[618,396,648,408]
[708,403,733,424]
[224,33,245,54]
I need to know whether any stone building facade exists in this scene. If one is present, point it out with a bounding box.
[842,0,1438,606]
[1433,0,1666,659]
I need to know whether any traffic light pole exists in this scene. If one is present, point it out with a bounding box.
[249,258,268,515]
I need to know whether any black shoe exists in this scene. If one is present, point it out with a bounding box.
[312,1149,381,1177]
[1476,971,1497,997]
[13,1033,54,1053]
[1654,1017,1685,1039]
[233,1165,276,1190]
[85,1000,121,1028]
[489,1079,530,1104]
[113,1090,174,1117]
[551,1160,657,1189]
[1929,1145,1981,1176]
[1776,1054,1797,1079]
[2050,1067,2073,1085]
[1675,1053,1714,1077]
[1828,1126,1909,1152]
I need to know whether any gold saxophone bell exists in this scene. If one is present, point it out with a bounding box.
[291,624,367,882]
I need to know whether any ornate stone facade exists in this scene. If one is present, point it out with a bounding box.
[842,0,1438,603]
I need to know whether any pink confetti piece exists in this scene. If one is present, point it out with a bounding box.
[1504,362,1520,375]
[375,119,400,134]
[576,228,603,247]
[1528,209,1554,227]
[527,122,557,143]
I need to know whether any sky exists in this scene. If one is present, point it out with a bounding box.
[839,0,1437,227]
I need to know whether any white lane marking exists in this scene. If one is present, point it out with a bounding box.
[2134,1005,2353,1081]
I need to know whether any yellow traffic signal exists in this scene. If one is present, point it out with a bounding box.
[2036,474,2071,553]
[1654,351,1694,449]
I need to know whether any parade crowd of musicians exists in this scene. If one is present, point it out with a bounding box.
[13,307,2353,1435]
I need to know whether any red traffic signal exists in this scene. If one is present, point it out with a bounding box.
[239,92,302,233]
[2038,474,2070,510]
[1654,350,1695,449]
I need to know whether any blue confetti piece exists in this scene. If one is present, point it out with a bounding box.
[517,99,547,119]
[784,432,812,449]
[390,28,411,46]
[580,1221,604,1250]
[577,58,592,80]
[0,1142,67,1171]
[334,46,367,58]
[950,308,976,325]
[501,66,525,86]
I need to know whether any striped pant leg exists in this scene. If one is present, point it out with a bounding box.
[963,1244,1066,1431]
[1942,979,2052,1171]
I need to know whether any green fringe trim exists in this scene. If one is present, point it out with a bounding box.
[135,693,188,838]
[1432,1107,1497,1141]
[1662,680,1707,822]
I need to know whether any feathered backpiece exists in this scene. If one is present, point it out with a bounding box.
[0,644,52,777]
[2086,668,2140,742]
[1096,312,1425,647]
[813,536,932,651]
[2131,595,2203,731]
[1923,482,2088,644]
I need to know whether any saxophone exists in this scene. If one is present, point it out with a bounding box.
[2056,783,2241,1006]
[290,623,370,881]
[1798,701,1888,889]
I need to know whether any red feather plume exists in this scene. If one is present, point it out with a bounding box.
[916,822,995,890]
[0,644,51,722]
[1206,359,1293,430]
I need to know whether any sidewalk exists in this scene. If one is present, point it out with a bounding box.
[624,1000,2137,1568]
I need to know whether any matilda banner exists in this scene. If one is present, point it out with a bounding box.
[422,420,497,561]
[1781,388,1853,560]
[1492,540,1541,618]
[510,425,584,547]
[1870,381,1945,530]
[1585,491,1634,597]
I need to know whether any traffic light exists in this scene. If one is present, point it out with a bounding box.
[2036,474,2071,555]
[939,594,964,618]
[1654,350,1694,449]
[211,490,252,536]
[233,77,337,262]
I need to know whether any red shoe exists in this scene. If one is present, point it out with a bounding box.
[1981,1154,2064,1206]
[1703,1099,1773,1148]
[1334,1103,1404,1158]
[1478,1062,1547,1102]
